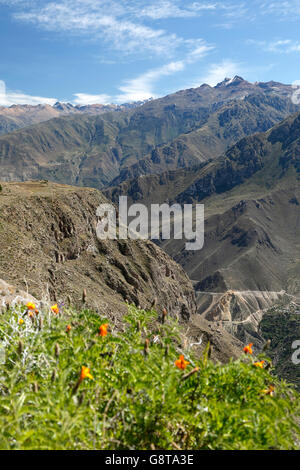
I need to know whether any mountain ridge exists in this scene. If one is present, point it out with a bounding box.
[0,78,298,189]
[0,99,151,136]
[104,110,300,344]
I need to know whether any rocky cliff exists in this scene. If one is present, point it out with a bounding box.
[0,181,196,320]
[0,180,245,362]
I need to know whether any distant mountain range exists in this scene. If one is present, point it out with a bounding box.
[0,99,151,136]
[0,77,298,188]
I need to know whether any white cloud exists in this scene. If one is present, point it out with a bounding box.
[116,61,186,103]
[0,80,57,106]
[258,1,300,17]
[0,0,30,4]
[268,39,300,53]
[0,38,213,107]
[116,40,213,102]
[248,38,300,54]
[185,40,215,61]
[11,1,185,57]
[6,0,220,59]
[73,93,112,105]
[198,59,242,86]
[139,1,217,19]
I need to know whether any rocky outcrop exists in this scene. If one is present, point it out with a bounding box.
[0,181,196,321]
[0,278,39,312]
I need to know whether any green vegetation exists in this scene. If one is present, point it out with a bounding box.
[0,303,299,450]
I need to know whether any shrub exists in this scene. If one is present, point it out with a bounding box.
[0,303,299,450]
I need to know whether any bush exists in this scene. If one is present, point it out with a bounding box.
[0,303,299,450]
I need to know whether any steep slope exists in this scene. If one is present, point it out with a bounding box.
[107,110,300,207]
[0,180,245,362]
[0,114,126,187]
[110,91,298,185]
[0,181,197,319]
[0,78,298,189]
[105,111,300,336]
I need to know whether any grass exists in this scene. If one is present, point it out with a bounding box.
[0,302,299,450]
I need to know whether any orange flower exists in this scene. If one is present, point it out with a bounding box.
[66,324,71,333]
[253,360,265,369]
[174,355,190,370]
[261,385,275,396]
[28,311,35,318]
[243,343,253,355]
[26,301,35,311]
[98,323,109,337]
[51,304,59,315]
[18,318,24,325]
[79,366,93,382]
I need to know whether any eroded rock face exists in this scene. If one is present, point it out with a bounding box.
[0,182,248,363]
[198,289,287,324]
[0,181,196,321]
[194,288,298,352]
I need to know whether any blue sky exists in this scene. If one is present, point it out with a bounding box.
[1,0,300,105]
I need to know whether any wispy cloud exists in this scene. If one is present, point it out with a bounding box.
[2,1,286,106]
[116,40,214,102]
[0,80,57,106]
[139,1,217,20]
[258,1,300,17]
[1,42,215,107]
[116,62,186,103]
[14,4,174,56]
[73,92,112,105]
[267,39,300,53]
[248,38,300,54]
[9,1,218,58]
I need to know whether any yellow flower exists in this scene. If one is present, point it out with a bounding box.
[80,366,93,382]
[18,318,24,325]
[253,360,265,369]
[243,343,253,355]
[26,301,35,311]
[174,355,190,370]
[261,385,275,397]
[51,304,59,315]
